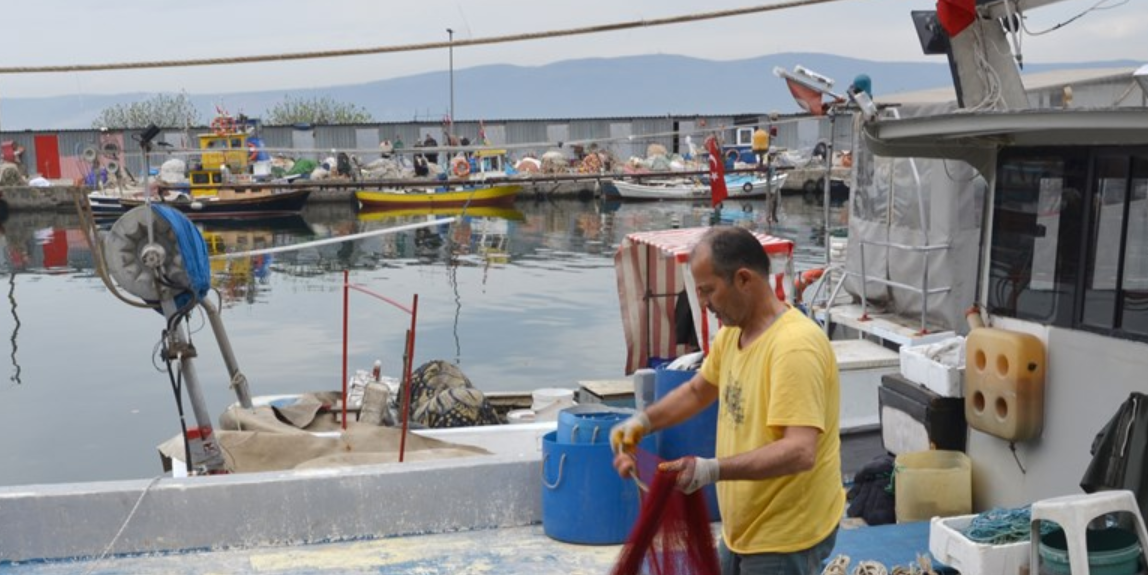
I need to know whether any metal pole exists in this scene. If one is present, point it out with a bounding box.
[399,294,419,463]
[341,269,349,430]
[823,107,835,269]
[201,298,252,409]
[447,28,455,126]
[859,242,870,321]
[161,298,225,474]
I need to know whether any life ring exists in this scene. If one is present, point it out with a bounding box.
[725,149,740,164]
[247,143,258,163]
[451,158,471,178]
[742,181,754,194]
[794,268,825,303]
[211,116,234,136]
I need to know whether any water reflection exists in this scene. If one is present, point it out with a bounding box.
[0,195,844,486]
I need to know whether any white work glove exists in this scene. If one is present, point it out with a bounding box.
[610,412,651,455]
[660,456,720,494]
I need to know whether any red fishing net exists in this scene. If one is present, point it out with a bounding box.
[611,454,720,575]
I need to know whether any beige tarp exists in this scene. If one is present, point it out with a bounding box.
[157,392,491,474]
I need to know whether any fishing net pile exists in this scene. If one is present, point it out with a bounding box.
[612,459,720,575]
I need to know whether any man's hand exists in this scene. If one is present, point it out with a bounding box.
[610,412,651,455]
[610,412,651,478]
[659,456,720,494]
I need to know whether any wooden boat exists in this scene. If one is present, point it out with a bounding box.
[357,205,525,222]
[356,149,522,209]
[120,187,312,218]
[356,183,520,209]
[121,114,312,218]
[608,171,788,201]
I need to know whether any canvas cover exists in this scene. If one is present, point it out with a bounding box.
[846,103,986,333]
[615,227,794,374]
[157,392,491,474]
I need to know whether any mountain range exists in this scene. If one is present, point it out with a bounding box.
[1,52,1137,131]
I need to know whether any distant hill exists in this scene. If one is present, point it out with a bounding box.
[1,53,1138,130]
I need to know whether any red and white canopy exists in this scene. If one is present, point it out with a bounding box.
[614,227,795,374]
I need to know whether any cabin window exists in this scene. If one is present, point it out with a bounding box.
[1082,156,1129,329]
[1120,156,1148,336]
[990,148,1148,342]
[988,149,1086,326]
[735,127,754,147]
[191,172,210,185]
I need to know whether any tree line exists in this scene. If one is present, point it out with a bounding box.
[91,92,374,129]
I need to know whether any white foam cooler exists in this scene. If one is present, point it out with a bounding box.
[930,514,1030,575]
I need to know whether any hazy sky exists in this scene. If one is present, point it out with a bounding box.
[4,0,1142,99]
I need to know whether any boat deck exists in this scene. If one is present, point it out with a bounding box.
[2,517,941,575]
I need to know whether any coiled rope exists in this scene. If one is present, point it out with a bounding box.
[0,0,846,74]
[961,506,1057,545]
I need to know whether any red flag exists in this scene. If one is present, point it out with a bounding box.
[784,78,827,116]
[937,0,976,37]
[705,137,728,208]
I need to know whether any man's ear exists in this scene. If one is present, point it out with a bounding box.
[734,268,753,288]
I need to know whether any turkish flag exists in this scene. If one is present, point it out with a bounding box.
[938,0,976,37]
[706,137,728,208]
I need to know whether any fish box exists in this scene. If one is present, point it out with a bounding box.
[899,336,965,397]
[929,514,1030,575]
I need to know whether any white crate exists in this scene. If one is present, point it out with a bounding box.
[929,514,1030,575]
[899,336,965,397]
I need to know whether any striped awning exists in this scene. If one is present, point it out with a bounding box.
[614,227,794,374]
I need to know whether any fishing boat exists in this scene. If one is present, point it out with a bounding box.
[121,115,313,218]
[607,171,788,201]
[356,149,523,209]
[357,204,525,222]
[4,0,1147,570]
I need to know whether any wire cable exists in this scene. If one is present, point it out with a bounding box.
[0,0,849,74]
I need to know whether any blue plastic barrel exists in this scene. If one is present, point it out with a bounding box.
[654,367,721,520]
[541,431,651,544]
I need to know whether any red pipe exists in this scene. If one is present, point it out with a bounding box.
[341,269,349,431]
[398,294,419,463]
[347,284,413,314]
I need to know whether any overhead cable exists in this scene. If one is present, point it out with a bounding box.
[0,0,846,74]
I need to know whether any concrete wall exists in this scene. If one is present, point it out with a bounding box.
[0,454,542,563]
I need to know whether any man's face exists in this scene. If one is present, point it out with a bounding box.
[691,247,746,327]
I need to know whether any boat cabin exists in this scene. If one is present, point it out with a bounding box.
[189,126,251,197]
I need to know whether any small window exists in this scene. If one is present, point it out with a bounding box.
[191,173,210,185]
[987,149,1087,326]
[735,127,754,147]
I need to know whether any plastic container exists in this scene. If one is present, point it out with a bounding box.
[556,405,633,445]
[899,336,966,397]
[532,388,575,412]
[929,514,1031,575]
[965,328,1045,442]
[541,431,650,544]
[1039,527,1142,575]
[894,450,972,523]
[654,367,720,520]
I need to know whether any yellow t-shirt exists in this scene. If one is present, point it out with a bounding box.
[699,307,844,554]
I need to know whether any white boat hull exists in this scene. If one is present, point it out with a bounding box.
[611,173,788,200]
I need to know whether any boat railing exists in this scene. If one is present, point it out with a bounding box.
[813,240,953,336]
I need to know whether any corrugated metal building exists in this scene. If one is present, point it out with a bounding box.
[1,113,853,180]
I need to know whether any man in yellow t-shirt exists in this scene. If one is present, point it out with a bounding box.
[612,226,844,575]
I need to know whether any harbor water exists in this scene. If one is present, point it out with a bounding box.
[0,195,845,487]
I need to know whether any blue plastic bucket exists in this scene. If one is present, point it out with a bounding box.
[654,367,721,520]
[541,431,650,544]
[557,405,634,445]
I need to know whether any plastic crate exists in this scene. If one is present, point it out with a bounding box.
[899,336,965,397]
[929,514,1030,575]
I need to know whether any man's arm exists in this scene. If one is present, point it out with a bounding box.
[716,425,820,480]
